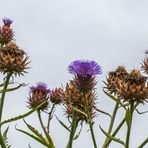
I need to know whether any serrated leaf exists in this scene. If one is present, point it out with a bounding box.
[23,120,47,143]
[15,126,52,147]
[2,126,9,141]
[0,83,26,93]
[0,101,46,126]
[56,116,70,132]
[104,91,126,110]
[2,126,11,148]
[99,126,125,146]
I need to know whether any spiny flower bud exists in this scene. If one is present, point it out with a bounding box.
[0,42,29,76]
[64,82,96,122]
[117,69,148,103]
[68,60,102,92]
[28,82,50,110]
[0,18,14,45]
[104,66,128,94]
[50,87,64,104]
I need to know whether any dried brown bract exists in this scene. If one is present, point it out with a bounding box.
[0,42,29,76]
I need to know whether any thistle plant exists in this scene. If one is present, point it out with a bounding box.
[65,60,102,148]
[102,66,148,148]
[0,18,30,148]
[0,17,147,148]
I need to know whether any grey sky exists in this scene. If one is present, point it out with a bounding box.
[0,0,148,147]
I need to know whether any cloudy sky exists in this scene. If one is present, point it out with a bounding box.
[0,0,148,148]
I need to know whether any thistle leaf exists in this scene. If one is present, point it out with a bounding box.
[55,116,70,132]
[104,91,126,110]
[94,107,111,118]
[15,126,52,147]
[23,120,47,143]
[0,101,46,126]
[2,126,11,148]
[43,130,54,147]
[99,125,125,146]
[0,83,27,93]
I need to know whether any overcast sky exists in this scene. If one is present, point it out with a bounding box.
[0,0,148,148]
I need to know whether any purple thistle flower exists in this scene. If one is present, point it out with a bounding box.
[30,82,50,94]
[28,82,50,110]
[68,60,102,77]
[0,18,14,44]
[68,60,102,92]
[2,18,13,26]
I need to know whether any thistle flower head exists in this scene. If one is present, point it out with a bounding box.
[0,42,29,76]
[50,87,64,104]
[68,60,102,77]
[68,60,102,92]
[3,18,13,27]
[28,82,50,110]
[0,18,14,45]
[64,82,96,122]
[117,69,148,103]
[104,66,128,94]
[126,69,147,84]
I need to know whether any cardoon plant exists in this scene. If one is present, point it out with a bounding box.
[66,60,102,148]
[0,18,30,148]
[103,65,148,148]
[0,17,147,148]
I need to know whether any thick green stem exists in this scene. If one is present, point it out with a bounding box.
[83,92,97,148]
[102,103,118,148]
[106,118,125,146]
[125,103,134,148]
[0,73,12,148]
[0,73,12,122]
[0,134,6,148]
[67,110,78,148]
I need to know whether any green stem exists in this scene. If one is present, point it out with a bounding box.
[0,73,12,122]
[37,110,54,147]
[0,134,6,148]
[0,73,12,148]
[89,120,97,148]
[102,103,118,148]
[47,104,55,133]
[125,103,134,148]
[105,118,125,146]
[83,92,97,148]
[138,138,148,148]
[67,110,78,148]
